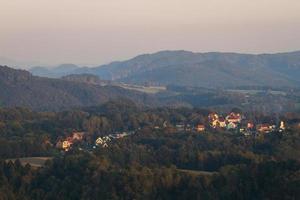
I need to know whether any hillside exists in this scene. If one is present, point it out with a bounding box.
[61,74,111,86]
[0,66,156,111]
[29,50,300,88]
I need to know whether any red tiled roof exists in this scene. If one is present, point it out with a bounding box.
[219,117,225,122]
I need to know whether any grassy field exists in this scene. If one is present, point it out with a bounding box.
[6,157,53,168]
[177,169,217,176]
[118,83,166,94]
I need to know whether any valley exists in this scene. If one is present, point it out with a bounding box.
[2,1,300,199]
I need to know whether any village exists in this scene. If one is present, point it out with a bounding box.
[55,111,287,152]
[55,131,136,152]
[193,112,286,135]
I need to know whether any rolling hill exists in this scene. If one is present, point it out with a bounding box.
[29,50,300,88]
[1,66,299,113]
[0,66,157,111]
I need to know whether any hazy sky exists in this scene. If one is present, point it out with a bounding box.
[1,0,300,66]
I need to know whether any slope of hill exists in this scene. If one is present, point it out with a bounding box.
[61,74,111,86]
[30,50,300,88]
[92,50,300,88]
[0,66,157,111]
[1,66,299,113]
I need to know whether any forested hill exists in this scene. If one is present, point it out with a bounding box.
[30,50,300,88]
[0,66,156,111]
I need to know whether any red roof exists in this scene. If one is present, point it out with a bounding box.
[219,117,225,122]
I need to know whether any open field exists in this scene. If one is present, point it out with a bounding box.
[177,169,217,176]
[118,83,166,94]
[6,157,53,168]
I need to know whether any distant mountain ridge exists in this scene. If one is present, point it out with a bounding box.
[0,56,45,69]
[30,64,81,78]
[29,50,300,88]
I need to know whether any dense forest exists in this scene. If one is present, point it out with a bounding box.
[0,101,299,199]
